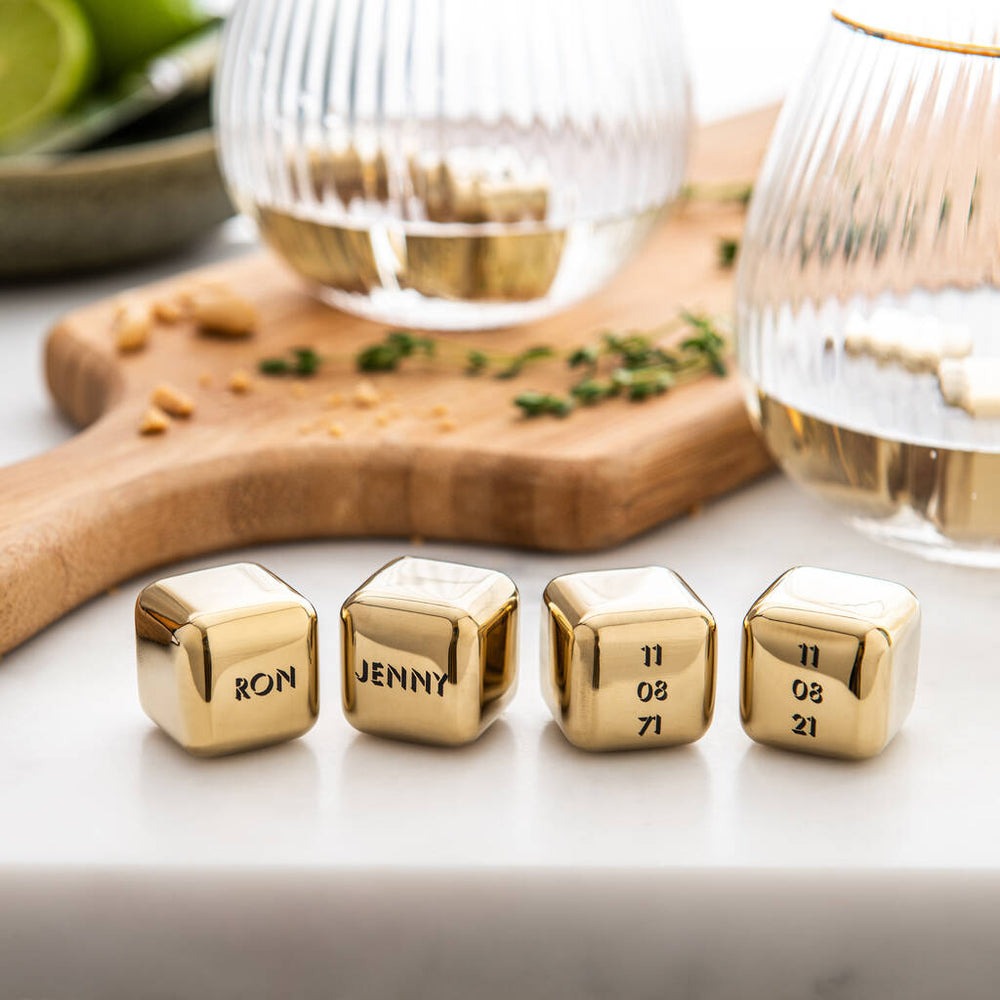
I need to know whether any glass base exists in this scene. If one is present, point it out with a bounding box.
[314,283,583,332]
[849,510,1000,568]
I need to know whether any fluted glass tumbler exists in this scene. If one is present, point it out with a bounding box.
[737,6,1000,565]
[214,0,690,330]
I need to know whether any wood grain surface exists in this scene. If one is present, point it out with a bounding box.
[0,108,777,655]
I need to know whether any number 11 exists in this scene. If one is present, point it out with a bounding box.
[798,643,819,668]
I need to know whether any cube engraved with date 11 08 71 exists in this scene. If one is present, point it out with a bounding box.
[741,567,920,760]
[341,556,519,746]
[542,566,717,751]
[135,563,319,757]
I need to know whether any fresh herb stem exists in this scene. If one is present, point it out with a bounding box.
[257,312,730,419]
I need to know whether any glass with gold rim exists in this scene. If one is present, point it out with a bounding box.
[737,3,1000,565]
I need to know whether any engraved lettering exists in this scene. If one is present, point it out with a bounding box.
[352,661,449,698]
[250,672,274,696]
[235,667,296,701]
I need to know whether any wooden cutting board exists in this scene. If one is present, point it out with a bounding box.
[0,108,777,655]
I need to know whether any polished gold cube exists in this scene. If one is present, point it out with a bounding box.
[741,567,920,759]
[136,563,319,757]
[341,557,518,746]
[542,566,716,751]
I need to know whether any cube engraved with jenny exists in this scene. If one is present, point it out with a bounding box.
[542,566,717,751]
[341,556,518,746]
[741,567,920,759]
[135,563,319,756]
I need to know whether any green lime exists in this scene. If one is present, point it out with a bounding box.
[75,0,209,81]
[0,0,96,144]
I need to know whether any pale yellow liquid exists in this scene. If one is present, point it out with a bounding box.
[756,392,1000,560]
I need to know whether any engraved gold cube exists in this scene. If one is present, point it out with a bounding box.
[542,566,716,751]
[136,563,319,757]
[340,557,518,746]
[741,567,920,759]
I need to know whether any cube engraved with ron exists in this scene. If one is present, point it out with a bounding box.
[135,563,319,756]
[542,566,717,751]
[341,556,518,746]
[741,566,920,759]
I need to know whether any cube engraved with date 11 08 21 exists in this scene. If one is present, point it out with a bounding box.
[542,566,717,751]
[135,563,319,757]
[341,556,518,746]
[741,567,921,760]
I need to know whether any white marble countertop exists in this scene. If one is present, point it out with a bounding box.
[4,4,996,997]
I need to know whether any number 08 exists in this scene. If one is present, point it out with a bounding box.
[792,679,823,703]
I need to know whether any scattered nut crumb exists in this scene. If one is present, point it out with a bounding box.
[438,418,458,432]
[328,422,345,438]
[431,403,449,417]
[105,584,120,596]
[197,371,212,388]
[688,502,704,519]
[410,535,424,546]
[228,369,252,393]
[291,384,308,400]
[152,298,183,324]
[354,380,381,408]
[139,406,170,435]
[151,383,195,417]
[189,282,258,336]
[376,413,391,427]
[325,392,344,408]
[113,301,152,353]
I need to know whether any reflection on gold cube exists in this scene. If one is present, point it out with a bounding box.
[741,567,920,759]
[341,557,518,746]
[542,567,716,751]
[136,563,319,757]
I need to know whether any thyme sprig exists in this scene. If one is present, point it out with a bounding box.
[257,312,729,420]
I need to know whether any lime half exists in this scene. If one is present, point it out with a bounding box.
[0,0,96,144]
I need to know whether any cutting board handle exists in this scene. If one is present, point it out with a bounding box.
[0,416,155,653]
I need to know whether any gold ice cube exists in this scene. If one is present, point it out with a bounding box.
[341,556,518,746]
[741,567,920,759]
[136,563,319,757]
[542,566,716,751]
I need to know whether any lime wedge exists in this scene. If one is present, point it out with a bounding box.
[76,0,210,80]
[0,0,96,144]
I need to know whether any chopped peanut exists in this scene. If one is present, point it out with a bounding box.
[325,392,344,408]
[139,406,170,435]
[189,283,257,337]
[197,371,213,388]
[438,418,458,433]
[152,298,183,324]
[113,301,152,353]
[228,369,252,394]
[354,380,381,408]
[328,422,345,438]
[430,403,449,417]
[151,383,195,417]
[375,413,391,427]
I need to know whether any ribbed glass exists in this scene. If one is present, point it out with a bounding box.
[214,0,690,330]
[737,6,1000,565]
